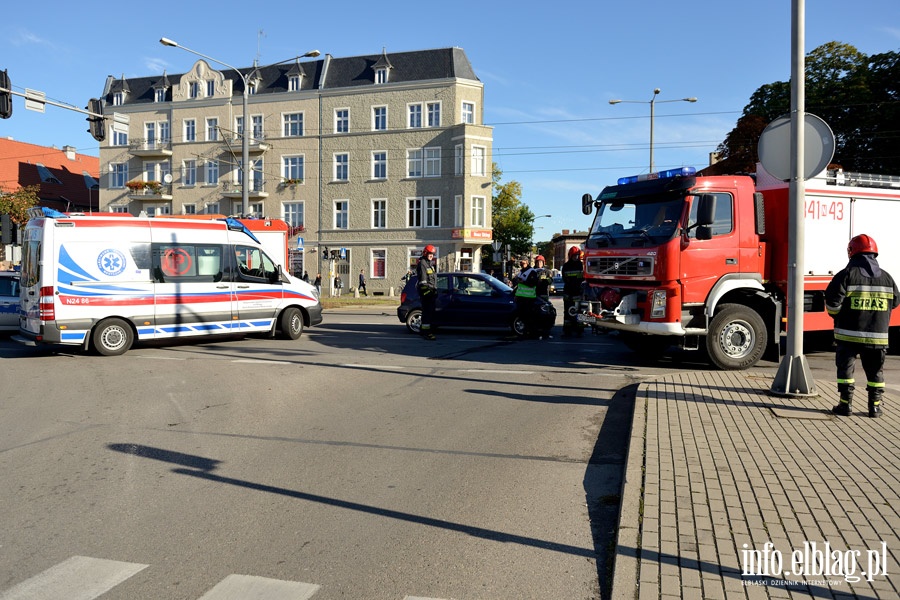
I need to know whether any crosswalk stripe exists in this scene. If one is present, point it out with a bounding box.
[0,556,148,600]
[197,574,320,600]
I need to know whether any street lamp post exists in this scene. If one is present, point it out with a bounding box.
[609,89,697,173]
[160,38,319,217]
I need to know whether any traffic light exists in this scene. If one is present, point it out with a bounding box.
[1,214,17,245]
[322,247,329,259]
[0,69,11,119]
[86,98,105,142]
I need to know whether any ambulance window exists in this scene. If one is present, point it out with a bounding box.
[153,244,223,282]
[129,243,152,270]
[687,193,734,238]
[236,245,278,281]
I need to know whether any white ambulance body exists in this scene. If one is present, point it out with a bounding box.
[17,209,322,355]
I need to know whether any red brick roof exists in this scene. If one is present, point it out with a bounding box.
[0,138,100,211]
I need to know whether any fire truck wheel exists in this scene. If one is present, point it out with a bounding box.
[92,318,134,356]
[405,309,423,333]
[706,304,766,370]
[280,307,304,340]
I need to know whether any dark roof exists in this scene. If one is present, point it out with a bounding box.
[109,47,479,106]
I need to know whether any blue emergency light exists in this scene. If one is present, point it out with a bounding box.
[617,166,696,186]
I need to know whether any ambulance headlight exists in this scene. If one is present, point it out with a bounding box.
[650,290,667,318]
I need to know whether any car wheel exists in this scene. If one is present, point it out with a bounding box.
[705,303,767,370]
[405,309,422,334]
[280,307,304,340]
[92,318,134,356]
[511,315,527,337]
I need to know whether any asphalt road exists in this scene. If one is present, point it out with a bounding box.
[0,304,881,600]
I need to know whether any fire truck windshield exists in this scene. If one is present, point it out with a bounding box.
[587,197,684,248]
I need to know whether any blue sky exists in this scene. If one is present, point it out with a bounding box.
[2,0,898,236]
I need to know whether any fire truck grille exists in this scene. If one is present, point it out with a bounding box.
[586,256,654,276]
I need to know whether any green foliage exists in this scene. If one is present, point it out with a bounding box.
[484,163,536,258]
[0,185,39,225]
[714,42,900,175]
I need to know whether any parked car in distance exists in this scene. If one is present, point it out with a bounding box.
[551,275,564,295]
[0,271,20,332]
[397,271,555,336]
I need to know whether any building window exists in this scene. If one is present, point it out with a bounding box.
[408,104,422,128]
[372,151,387,179]
[205,160,219,185]
[425,197,441,227]
[334,153,349,181]
[146,205,170,216]
[407,198,422,227]
[189,81,201,99]
[375,67,388,84]
[283,113,303,137]
[372,249,386,278]
[455,144,464,175]
[110,163,128,188]
[288,75,301,91]
[427,102,441,127]
[182,160,197,186]
[455,195,464,227]
[159,121,170,144]
[144,161,170,184]
[183,204,196,214]
[425,148,441,177]
[251,115,263,141]
[372,199,387,229]
[283,202,304,229]
[113,92,123,106]
[249,202,263,218]
[155,89,166,103]
[373,106,387,131]
[462,102,475,124]
[406,149,422,178]
[206,80,215,97]
[235,116,244,140]
[471,145,486,177]
[471,196,486,227]
[112,130,128,147]
[335,109,349,133]
[184,119,196,142]
[206,202,220,215]
[206,118,218,141]
[111,206,130,214]
[283,156,304,182]
[334,200,348,229]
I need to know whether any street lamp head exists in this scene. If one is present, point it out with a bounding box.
[303,50,321,58]
[685,97,698,103]
[653,88,661,95]
[159,37,178,47]
[608,99,621,105]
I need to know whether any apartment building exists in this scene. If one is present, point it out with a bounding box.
[97,47,493,291]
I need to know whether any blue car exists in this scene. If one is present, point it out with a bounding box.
[397,271,555,336]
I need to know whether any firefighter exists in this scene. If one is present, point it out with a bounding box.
[825,234,900,417]
[561,246,585,337]
[416,244,438,341]
[513,255,552,339]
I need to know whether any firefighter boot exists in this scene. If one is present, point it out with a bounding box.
[832,384,853,417]
[868,388,883,419]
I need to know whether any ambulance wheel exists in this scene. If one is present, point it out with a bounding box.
[92,318,134,356]
[706,304,766,370]
[405,309,422,334]
[280,307,304,340]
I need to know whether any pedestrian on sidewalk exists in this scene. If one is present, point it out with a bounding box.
[334,273,343,297]
[416,245,438,340]
[313,273,322,295]
[826,234,900,417]
[358,269,367,296]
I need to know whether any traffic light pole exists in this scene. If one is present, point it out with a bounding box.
[0,85,103,119]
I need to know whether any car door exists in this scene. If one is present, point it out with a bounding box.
[232,244,283,332]
[445,275,513,327]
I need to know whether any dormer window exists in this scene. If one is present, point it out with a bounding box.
[375,68,388,84]
[206,80,215,97]
[112,92,124,106]
[155,88,166,102]
[36,163,62,185]
[289,75,301,91]
[189,81,201,99]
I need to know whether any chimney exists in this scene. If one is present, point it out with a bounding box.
[63,146,77,160]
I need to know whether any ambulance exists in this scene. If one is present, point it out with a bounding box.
[17,208,322,355]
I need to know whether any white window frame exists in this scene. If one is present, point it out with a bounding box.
[182,160,197,186]
[155,89,166,103]
[334,200,349,229]
[455,144,464,175]
[206,80,215,97]
[184,119,196,143]
[183,203,196,214]
[283,201,304,229]
[407,197,423,228]
[334,153,349,181]
[454,195,464,227]
[408,103,423,128]
[251,115,264,141]
[113,92,123,106]
[189,81,201,99]
[375,68,388,84]
[206,117,219,141]
[427,102,441,127]
[425,196,441,228]
[372,151,387,180]
[283,155,305,182]
[372,198,387,229]
[110,163,128,188]
[112,130,128,147]
[283,112,304,137]
[424,147,441,177]
[372,106,387,131]
[371,249,387,279]
[206,202,220,215]
[288,75,301,92]
[205,159,219,185]
[406,149,422,178]
[335,108,349,133]
[462,102,475,124]
[471,145,486,177]
[471,196,486,227]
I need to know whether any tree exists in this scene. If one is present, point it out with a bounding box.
[712,42,900,175]
[483,164,535,264]
[0,184,39,225]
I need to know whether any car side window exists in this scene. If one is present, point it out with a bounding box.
[436,275,451,294]
[687,192,734,238]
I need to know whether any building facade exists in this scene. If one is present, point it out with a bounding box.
[97,48,493,293]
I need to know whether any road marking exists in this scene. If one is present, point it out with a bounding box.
[342,363,405,370]
[0,555,148,600]
[198,574,320,599]
[232,359,294,365]
[463,369,535,374]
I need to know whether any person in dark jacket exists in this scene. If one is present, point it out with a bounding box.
[561,246,585,337]
[825,234,900,417]
[513,255,552,339]
[416,245,438,340]
[358,270,367,296]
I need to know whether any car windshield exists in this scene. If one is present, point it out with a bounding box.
[587,196,685,248]
[482,273,512,292]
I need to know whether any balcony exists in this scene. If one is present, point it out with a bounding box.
[224,134,270,154]
[129,139,173,157]
[220,181,269,199]
[126,181,173,201]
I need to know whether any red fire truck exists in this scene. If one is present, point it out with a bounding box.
[576,165,900,369]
